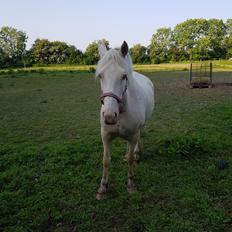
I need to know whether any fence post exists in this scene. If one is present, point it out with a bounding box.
[190,63,192,84]
[210,62,213,87]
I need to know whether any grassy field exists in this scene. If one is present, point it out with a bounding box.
[0,60,232,74]
[0,71,232,231]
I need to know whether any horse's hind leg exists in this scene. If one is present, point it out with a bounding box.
[96,132,111,200]
[124,131,141,163]
[127,132,139,193]
[134,131,141,163]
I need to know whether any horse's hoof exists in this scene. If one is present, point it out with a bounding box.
[127,179,136,193]
[96,184,107,200]
[127,185,136,193]
[133,159,140,165]
[96,192,107,200]
[134,153,140,160]
[123,154,129,162]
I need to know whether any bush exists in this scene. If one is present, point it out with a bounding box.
[158,136,206,158]
[89,67,95,73]
[38,68,45,74]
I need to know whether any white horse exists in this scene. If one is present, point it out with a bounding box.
[96,41,155,200]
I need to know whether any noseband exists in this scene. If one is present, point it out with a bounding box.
[100,78,128,107]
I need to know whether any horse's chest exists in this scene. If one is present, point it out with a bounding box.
[118,124,130,138]
[105,120,137,140]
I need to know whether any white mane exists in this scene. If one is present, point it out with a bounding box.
[96,49,133,78]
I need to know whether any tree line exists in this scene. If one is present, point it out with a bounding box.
[0,18,232,68]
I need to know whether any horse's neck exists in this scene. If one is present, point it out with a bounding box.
[125,72,139,106]
[128,72,138,96]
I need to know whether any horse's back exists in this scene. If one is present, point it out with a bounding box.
[133,71,155,120]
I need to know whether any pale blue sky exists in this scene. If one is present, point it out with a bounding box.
[1,0,232,51]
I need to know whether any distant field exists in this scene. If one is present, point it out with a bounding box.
[1,60,232,73]
[135,60,232,72]
[1,71,232,231]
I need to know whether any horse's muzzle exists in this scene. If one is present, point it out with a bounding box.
[103,112,118,125]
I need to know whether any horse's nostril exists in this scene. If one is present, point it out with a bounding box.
[114,112,117,118]
[102,112,105,117]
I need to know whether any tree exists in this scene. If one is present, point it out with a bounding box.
[30,39,83,65]
[30,39,51,65]
[224,19,232,58]
[66,45,83,64]
[0,26,27,67]
[0,48,6,67]
[207,19,227,59]
[48,41,70,64]
[84,39,109,65]
[172,18,226,60]
[130,44,149,64]
[149,28,173,63]
[172,19,209,60]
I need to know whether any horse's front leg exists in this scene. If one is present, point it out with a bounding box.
[96,131,111,200]
[127,132,139,193]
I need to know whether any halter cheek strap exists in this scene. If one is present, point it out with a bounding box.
[100,78,128,106]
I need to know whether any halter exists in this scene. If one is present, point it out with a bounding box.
[100,78,128,106]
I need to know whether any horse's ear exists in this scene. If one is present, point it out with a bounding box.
[121,41,128,57]
[98,40,107,59]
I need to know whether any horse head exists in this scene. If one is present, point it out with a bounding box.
[96,41,132,125]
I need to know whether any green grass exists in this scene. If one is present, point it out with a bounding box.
[0,71,232,231]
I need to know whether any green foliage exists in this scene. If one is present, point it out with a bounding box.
[173,19,209,60]
[224,19,232,59]
[207,19,227,59]
[48,41,70,64]
[29,39,84,65]
[1,19,232,68]
[67,46,83,64]
[226,18,232,35]
[0,26,27,67]
[84,39,109,65]
[150,18,229,63]
[150,27,173,63]
[0,48,6,67]
[159,136,206,158]
[130,44,149,64]
[30,39,50,65]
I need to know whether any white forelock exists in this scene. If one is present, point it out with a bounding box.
[96,49,133,78]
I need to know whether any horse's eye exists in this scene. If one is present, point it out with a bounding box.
[122,74,127,80]
[98,74,102,79]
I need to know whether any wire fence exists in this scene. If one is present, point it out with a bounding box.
[190,63,212,88]
[190,62,232,87]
